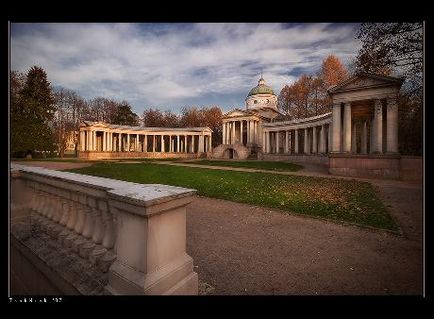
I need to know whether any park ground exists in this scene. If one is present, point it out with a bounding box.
[11,159,423,295]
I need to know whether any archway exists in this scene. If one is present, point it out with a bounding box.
[223,148,238,159]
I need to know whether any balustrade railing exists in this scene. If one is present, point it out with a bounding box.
[10,163,198,295]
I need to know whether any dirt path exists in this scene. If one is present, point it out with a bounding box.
[13,159,423,295]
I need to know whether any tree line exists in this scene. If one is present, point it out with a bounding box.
[10,67,223,157]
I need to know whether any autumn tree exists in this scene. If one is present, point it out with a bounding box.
[11,66,56,157]
[355,22,423,155]
[319,54,348,89]
[142,108,166,127]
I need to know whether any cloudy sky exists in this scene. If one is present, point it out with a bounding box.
[11,23,362,115]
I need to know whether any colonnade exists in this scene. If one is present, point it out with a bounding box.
[222,119,260,145]
[79,129,212,154]
[263,123,331,155]
[331,98,398,154]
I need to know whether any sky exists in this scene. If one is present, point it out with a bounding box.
[11,23,362,115]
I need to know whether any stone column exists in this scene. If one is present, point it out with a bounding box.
[285,131,289,153]
[80,131,84,151]
[304,128,309,154]
[332,103,341,152]
[386,97,398,153]
[262,132,266,153]
[127,134,130,152]
[222,123,226,145]
[294,129,299,154]
[177,135,180,152]
[118,133,122,152]
[152,135,156,152]
[370,118,375,154]
[361,121,368,154]
[246,121,250,144]
[275,131,280,154]
[351,122,357,153]
[374,99,383,153]
[240,121,244,145]
[143,135,147,152]
[267,131,271,153]
[312,126,317,154]
[192,135,195,153]
[320,125,325,153]
[232,122,235,144]
[343,102,352,152]
[93,131,97,151]
[88,130,91,151]
[136,134,139,152]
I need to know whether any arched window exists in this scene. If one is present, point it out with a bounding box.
[254,100,257,104]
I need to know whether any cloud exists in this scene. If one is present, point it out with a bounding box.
[11,23,361,114]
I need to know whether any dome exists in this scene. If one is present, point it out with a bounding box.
[247,77,275,97]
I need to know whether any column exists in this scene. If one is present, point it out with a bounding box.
[262,132,266,153]
[267,131,271,153]
[386,97,398,153]
[275,131,279,154]
[351,122,357,153]
[343,102,352,152]
[127,134,130,152]
[87,130,91,151]
[103,132,106,152]
[246,121,250,144]
[223,123,226,145]
[93,131,96,151]
[304,128,310,154]
[177,135,180,152]
[374,99,383,153]
[294,129,299,154]
[285,131,289,153]
[361,121,368,154]
[118,133,122,152]
[192,135,195,153]
[232,122,235,144]
[240,121,244,145]
[135,134,139,152]
[312,126,317,154]
[370,118,376,154]
[153,135,156,152]
[80,131,84,151]
[320,125,325,153]
[332,103,342,152]
[328,125,331,154]
[144,135,147,152]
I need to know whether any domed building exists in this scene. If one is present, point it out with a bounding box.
[213,72,404,180]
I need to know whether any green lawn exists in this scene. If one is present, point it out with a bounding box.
[179,160,304,172]
[67,163,397,231]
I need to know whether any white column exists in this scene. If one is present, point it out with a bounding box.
[192,135,195,153]
[267,131,271,153]
[386,97,399,153]
[343,102,352,152]
[87,130,91,151]
[177,135,180,152]
[362,121,368,154]
[312,126,317,154]
[320,125,325,153]
[152,135,156,152]
[295,129,299,154]
[246,121,250,144]
[143,135,147,152]
[262,132,266,153]
[80,131,84,151]
[223,123,226,145]
[285,131,289,153]
[127,134,130,152]
[135,134,139,152]
[161,135,164,152]
[275,131,279,154]
[332,103,342,152]
[102,132,106,152]
[351,122,357,153]
[93,131,96,151]
[374,99,383,153]
[231,122,235,144]
[240,121,244,145]
[118,133,122,152]
[304,128,310,154]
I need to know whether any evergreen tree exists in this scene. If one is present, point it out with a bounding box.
[112,102,139,126]
[11,66,56,157]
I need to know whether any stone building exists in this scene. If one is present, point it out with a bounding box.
[212,73,413,179]
[78,122,213,160]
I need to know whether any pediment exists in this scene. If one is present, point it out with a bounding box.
[222,109,251,118]
[328,73,403,94]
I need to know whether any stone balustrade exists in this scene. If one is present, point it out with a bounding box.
[10,163,198,295]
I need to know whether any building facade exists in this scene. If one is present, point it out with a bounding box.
[78,122,213,160]
[213,73,405,178]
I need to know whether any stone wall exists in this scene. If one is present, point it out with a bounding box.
[212,143,251,160]
[328,154,401,179]
[400,156,423,181]
[261,153,329,166]
[78,151,204,160]
[10,164,199,295]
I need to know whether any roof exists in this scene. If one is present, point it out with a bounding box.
[327,72,404,94]
[247,77,276,97]
[80,121,213,133]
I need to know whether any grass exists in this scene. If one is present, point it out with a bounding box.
[180,160,303,172]
[67,162,398,231]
